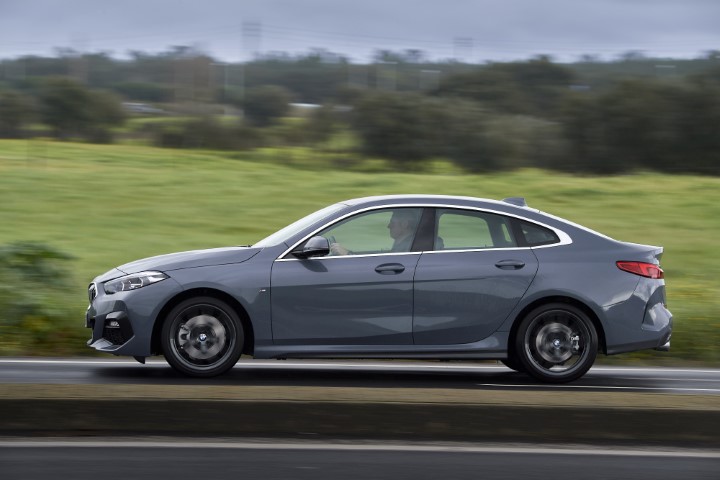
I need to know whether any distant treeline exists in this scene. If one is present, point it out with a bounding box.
[1,47,719,174]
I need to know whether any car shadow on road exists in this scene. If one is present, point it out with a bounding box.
[92,363,530,389]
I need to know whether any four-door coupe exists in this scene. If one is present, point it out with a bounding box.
[86,195,672,383]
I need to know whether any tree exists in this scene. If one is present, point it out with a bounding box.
[352,92,510,171]
[441,100,506,172]
[433,58,576,117]
[38,77,125,142]
[84,89,126,143]
[560,80,720,174]
[39,78,91,138]
[352,92,445,166]
[0,90,35,138]
[239,85,292,126]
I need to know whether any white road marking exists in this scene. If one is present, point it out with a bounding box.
[612,377,720,383]
[0,440,718,458]
[477,383,720,393]
[588,367,720,374]
[0,359,163,366]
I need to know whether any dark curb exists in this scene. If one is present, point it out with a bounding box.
[3,397,718,447]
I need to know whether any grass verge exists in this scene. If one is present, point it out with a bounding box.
[0,139,718,363]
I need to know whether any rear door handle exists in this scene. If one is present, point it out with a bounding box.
[495,259,525,270]
[375,263,406,274]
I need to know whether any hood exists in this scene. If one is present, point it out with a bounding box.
[115,246,262,275]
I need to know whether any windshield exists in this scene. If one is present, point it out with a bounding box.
[253,203,346,248]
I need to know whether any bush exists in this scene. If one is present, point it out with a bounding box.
[237,85,292,127]
[0,242,77,355]
[151,117,264,150]
[304,104,343,145]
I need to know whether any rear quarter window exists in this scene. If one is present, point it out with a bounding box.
[517,220,560,247]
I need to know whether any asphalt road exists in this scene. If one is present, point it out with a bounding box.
[1,358,719,394]
[1,441,718,480]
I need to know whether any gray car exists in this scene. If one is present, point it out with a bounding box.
[86,195,672,383]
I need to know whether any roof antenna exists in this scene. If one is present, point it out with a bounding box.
[502,197,527,207]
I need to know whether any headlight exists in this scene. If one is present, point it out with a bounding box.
[104,271,168,294]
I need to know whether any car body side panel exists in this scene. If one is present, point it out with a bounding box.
[166,250,276,348]
[498,244,640,331]
[413,249,538,344]
[85,195,672,368]
[497,243,671,354]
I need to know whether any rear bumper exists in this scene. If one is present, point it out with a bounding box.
[602,280,672,355]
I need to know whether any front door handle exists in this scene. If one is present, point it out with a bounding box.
[495,259,525,270]
[375,263,405,274]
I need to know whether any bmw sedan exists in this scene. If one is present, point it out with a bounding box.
[86,195,672,383]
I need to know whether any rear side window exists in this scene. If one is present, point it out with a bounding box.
[517,220,560,246]
[435,209,516,250]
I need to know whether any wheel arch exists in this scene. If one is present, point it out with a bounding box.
[151,287,255,356]
[508,296,607,356]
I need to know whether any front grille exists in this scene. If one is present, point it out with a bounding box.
[103,327,127,346]
[88,283,97,303]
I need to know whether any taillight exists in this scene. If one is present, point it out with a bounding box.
[616,261,664,279]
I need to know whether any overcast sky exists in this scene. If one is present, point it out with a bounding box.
[2,0,719,62]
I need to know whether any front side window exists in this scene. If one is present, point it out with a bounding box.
[435,209,516,250]
[318,208,423,256]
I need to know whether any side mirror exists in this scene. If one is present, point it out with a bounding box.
[292,236,330,259]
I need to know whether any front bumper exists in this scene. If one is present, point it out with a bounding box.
[86,276,183,357]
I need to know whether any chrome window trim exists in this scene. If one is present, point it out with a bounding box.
[277,251,422,262]
[424,246,530,255]
[276,203,572,262]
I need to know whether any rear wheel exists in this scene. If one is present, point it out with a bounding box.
[161,296,244,377]
[515,303,597,383]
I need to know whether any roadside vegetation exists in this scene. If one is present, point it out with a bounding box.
[1,48,718,362]
[0,139,718,364]
[2,49,720,174]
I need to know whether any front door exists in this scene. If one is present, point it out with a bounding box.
[271,207,424,346]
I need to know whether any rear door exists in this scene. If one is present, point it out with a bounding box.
[413,208,538,345]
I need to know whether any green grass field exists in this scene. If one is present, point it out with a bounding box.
[1,139,718,363]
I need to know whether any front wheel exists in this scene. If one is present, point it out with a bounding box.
[161,296,244,377]
[500,357,525,373]
[515,303,598,383]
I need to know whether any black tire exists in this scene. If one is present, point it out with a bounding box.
[515,303,597,383]
[161,296,244,377]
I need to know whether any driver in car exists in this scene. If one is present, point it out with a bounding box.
[329,209,419,255]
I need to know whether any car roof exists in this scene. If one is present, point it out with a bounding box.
[341,194,524,209]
